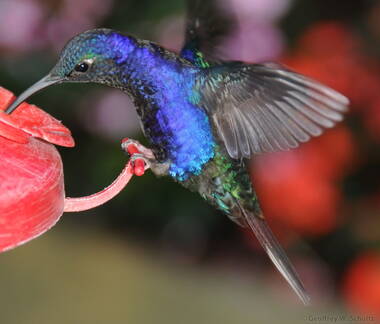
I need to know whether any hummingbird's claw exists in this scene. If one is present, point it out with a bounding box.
[129,153,149,176]
[120,137,170,177]
[121,138,154,176]
[121,138,155,159]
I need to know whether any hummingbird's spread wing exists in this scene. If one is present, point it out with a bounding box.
[180,0,236,64]
[197,63,349,159]
[237,202,310,305]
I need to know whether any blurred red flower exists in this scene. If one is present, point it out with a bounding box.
[247,20,380,241]
[283,21,380,113]
[297,22,358,58]
[252,126,355,236]
[343,252,380,317]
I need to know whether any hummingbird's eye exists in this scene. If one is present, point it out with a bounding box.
[74,62,89,73]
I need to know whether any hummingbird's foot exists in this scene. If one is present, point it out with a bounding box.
[121,138,169,177]
[121,138,155,160]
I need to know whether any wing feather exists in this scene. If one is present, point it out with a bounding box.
[197,63,349,158]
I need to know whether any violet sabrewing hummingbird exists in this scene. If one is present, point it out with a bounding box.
[5,0,349,305]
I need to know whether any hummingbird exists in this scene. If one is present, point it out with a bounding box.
[6,0,349,305]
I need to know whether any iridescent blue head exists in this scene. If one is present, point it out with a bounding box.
[6,28,136,113]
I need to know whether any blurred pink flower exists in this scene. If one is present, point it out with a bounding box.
[156,0,290,63]
[222,0,292,62]
[224,21,285,62]
[80,90,140,140]
[0,0,114,54]
[45,0,114,51]
[61,0,113,21]
[227,0,293,23]
[0,0,45,53]
[155,16,185,52]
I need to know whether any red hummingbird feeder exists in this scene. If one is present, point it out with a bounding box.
[0,87,146,253]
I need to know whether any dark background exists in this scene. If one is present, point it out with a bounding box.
[0,0,380,323]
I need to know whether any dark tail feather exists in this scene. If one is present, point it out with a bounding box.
[238,203,311,305]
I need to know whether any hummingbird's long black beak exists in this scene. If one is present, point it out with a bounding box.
[5,74,63,114]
